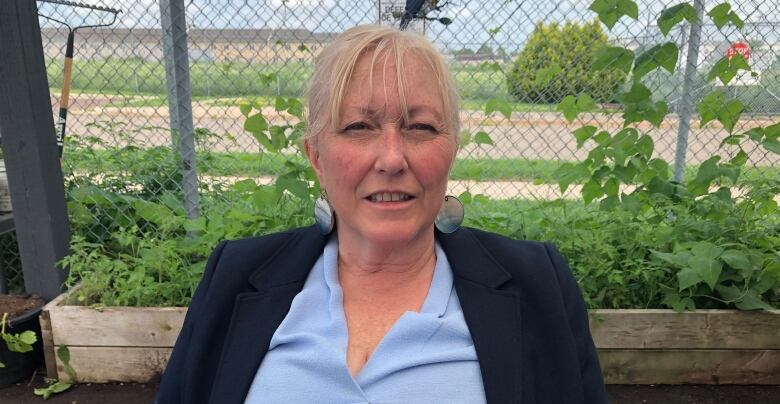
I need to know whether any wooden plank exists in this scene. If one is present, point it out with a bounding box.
[56,347,172,383]
[589,309,780,349]
[41,289,75,378]
[38,308,58,379]
[599,349,780,385]
[48,306,187,347]
[0,0,71,300]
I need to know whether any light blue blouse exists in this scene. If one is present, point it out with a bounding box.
[244,236,486,403]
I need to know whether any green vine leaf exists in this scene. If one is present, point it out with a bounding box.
[589,0,639,29]
[573,125,598,149]
[534,64,563,87]
[688,241,724,290]
[554,162,587,193]
[688,156,739,195]
[34,381,72,400]
[473,131,494,145]
[58,345,78,382]
[238,101,252,117]
[765,122,780,140]
[720,133,745,147]
[485,98,513,120]
[699,90,725,127]
[707,54,750,86]
[763,139,780,155]
[729,148,748,166]
[592,46,634,73]
[459,131,472,146]
[257,73,276,87]
[721,249,753,272]
[719,99,744,133]
[734,289,774,310]
[618,82,652,104]
[557,93,597,123]
[657,3,698,36]
[2,330,36,353]
[244,113,268,133]
[699,91,743,133]
[623,99,668,128]
[708,3,745,29]
[581,179,604,204]
[633,42,679,81]
[677,267,703,290]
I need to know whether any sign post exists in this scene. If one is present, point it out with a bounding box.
[726,41,750,61]
[722,41,755,86]
[377,1,426,33]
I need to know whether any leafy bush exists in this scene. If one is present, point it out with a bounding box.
[554,0,780,310]
[506,19,626,104]
[62,94,317,307]
[62,182,315,307]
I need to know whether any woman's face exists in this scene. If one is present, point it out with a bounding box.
[305,51,456,247]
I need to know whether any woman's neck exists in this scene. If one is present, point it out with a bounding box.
[336,230,437,295]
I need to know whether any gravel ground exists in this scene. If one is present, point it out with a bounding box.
[1,371,779,403]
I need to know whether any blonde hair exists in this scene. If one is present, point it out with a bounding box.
[304,25,460,148]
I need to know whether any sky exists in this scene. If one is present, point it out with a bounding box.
[36,0,780,52]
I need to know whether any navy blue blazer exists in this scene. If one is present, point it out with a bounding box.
[156,226,607,403]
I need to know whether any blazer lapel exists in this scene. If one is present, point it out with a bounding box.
[209,226,328,403]
[439,228,523,404]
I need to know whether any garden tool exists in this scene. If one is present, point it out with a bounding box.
[36,0,122,157]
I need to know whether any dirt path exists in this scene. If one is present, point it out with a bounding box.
[56,93,780,167]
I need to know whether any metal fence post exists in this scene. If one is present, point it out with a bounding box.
[673,0,705,183]
[159,0,200,220]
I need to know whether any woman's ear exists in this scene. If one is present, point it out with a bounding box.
[304,138,324,180]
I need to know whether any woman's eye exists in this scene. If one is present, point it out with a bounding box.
[409,123,438,133]
[343,122,369,132]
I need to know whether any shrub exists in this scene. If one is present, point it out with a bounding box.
[506,19,627,104]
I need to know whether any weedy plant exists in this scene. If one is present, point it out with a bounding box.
[62,92,316,307]
[546,0,780,310]
[0,312,37,368]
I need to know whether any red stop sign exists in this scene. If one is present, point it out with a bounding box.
[726,42,750,61]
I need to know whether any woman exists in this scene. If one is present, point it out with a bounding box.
[157,25,607,403]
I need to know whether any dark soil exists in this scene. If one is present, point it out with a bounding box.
[0,371,778,403]
[0,294,44,320]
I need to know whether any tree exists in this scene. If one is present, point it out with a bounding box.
[506,19,627,104]
[476,44,493,55]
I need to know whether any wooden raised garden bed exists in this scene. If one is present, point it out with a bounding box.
[39,290,186,383]
[40,289,780,384]
[591,309,780,384]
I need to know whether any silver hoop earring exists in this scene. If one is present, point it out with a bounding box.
[435,195,464,234]
[314,192,335,235]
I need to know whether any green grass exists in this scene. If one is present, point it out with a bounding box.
[45,57,534,109]
[64,147,780,185]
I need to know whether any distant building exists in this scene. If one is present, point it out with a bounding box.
[40,28,338,63]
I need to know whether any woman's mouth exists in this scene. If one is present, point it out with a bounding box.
[367,192,413,202]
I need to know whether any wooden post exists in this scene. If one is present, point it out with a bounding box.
[0,0,71,300]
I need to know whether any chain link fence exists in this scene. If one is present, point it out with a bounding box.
[1,0,778,291]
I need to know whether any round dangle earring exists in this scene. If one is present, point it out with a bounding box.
[314,191,335,235]
[434,195,464,234]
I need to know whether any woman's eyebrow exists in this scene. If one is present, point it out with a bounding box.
[341,106,380,117]
[408,106,443,120]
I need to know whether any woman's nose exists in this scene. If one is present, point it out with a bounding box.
[373,126,408,175]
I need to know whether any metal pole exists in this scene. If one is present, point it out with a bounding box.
[159,0,200,220]
[673,0,704,183]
